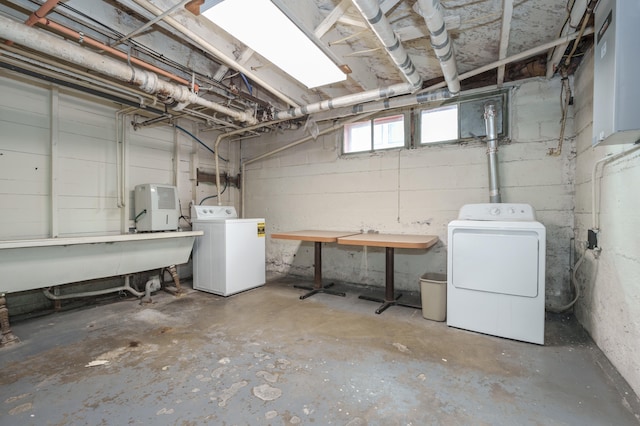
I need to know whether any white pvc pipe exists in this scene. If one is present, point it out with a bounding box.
[416,0,460,95]
[0,15,257,125]
[591,143,640,230]
[352,0,422,89]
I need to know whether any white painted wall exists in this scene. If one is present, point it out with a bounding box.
[243,77,576,309]
[573,50,640,396]
[0,73,235,243]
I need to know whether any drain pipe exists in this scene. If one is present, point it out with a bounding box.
[415,0,460,96]
[352,0,422,89]
[42,275,160,303]
[0,15,256,125]
[484,103,501,203]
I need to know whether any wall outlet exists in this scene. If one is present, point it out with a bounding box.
[587,229,598,250]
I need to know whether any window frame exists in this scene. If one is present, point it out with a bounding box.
[416,89,510,147]
[342,111,409,155]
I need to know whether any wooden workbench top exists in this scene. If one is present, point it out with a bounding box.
[271,230,360,243]
[337,233,438,249]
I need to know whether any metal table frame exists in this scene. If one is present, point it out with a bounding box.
[271,230,359,299]
[337,233,438,314]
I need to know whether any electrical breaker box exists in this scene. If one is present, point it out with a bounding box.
[592,0,640,146]
[134,184,179,232]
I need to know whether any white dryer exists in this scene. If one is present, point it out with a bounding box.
[447,204,546,345]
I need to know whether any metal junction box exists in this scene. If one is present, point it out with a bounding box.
[592,0,640,146]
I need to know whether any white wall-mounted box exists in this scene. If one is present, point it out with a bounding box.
[592,0,640,146]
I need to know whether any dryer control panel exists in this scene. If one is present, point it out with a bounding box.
[458,203,536,221]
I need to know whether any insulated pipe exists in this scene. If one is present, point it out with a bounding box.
[0,15,257,125]
[4,0,59,46]
[240,112,377,217]
[273,82,416,120]
[351,0,422,89]
[420,27,595,93]
[128,0,300,108]
[484,103,501,203]
[416,0,460,96]
[36,18,199,92]
[316,87,452,122]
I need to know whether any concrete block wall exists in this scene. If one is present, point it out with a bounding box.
[243,77,576,309]
[573,49,640,397]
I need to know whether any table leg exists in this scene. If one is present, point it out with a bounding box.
[358,247,421,314]
[294,241,346,300]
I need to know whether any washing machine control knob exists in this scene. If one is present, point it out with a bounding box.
[225,208,232,215]
[490,207,501,216]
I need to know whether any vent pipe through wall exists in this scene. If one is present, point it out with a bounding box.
[484,103,501,203]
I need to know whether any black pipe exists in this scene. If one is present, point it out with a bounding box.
[0,60,166,115]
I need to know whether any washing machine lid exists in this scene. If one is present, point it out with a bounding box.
[458,203,536,221]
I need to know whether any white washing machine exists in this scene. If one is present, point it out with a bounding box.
[447,203,546,345]
[191,205,265,296]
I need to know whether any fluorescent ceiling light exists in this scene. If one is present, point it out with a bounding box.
[202,0,347,89]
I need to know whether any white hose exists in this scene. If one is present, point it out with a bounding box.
[548,247,586,313]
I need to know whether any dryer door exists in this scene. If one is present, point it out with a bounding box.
[450,228,540,297]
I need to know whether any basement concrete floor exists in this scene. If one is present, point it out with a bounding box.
[1,277,639,426]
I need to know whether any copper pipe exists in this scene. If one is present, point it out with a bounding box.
[5,0,60,46]
[37,17,199,92]
[26,0,60,26]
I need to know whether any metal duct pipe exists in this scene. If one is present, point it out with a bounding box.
[352,0,422,89]
[273,82,415,120]
[0,15,256,124]
[484,103,501,203]
[416,0,460,96]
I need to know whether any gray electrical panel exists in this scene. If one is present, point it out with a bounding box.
[592,0,640,146]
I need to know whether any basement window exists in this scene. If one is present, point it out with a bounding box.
[343,114,405,153]
[418,90,509,145]
[420,105,459,144]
